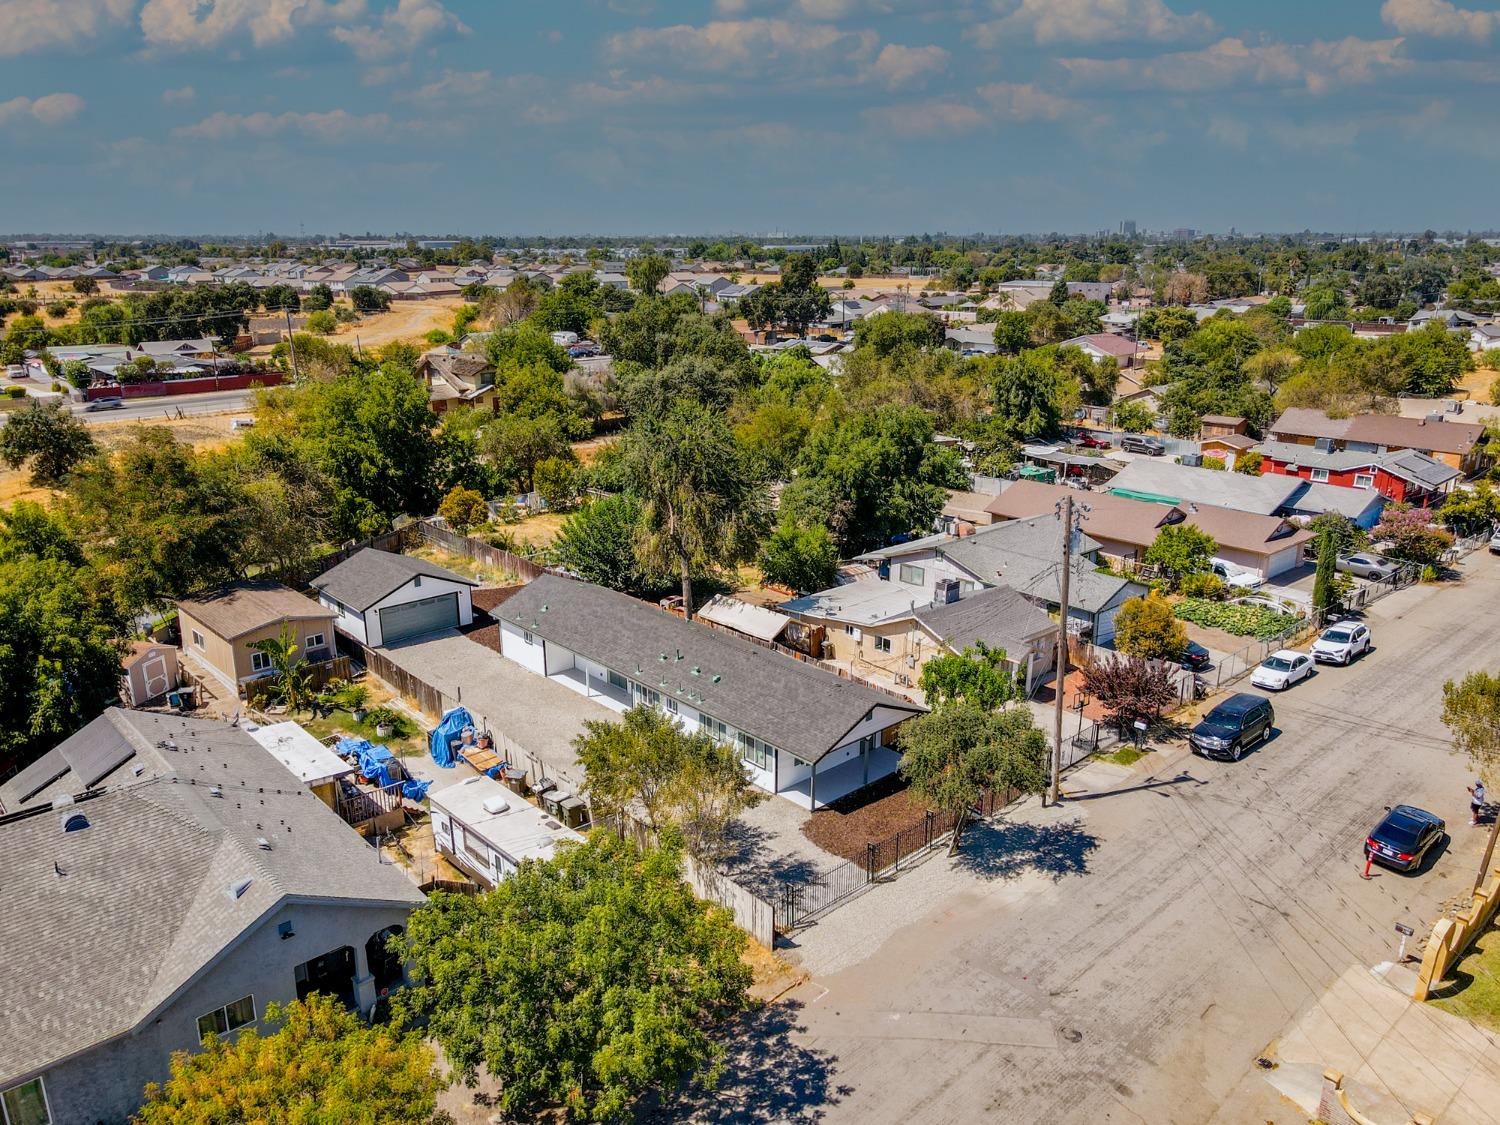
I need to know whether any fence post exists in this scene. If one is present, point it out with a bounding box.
[924,809,935,849]
[866,842,877,883]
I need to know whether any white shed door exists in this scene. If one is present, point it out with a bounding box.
[379,592,459,645]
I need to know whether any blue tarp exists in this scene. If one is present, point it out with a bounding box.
[428,706,474,769]
[401,778,432,802]
[339,737,396,789]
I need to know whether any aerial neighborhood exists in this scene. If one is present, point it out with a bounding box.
[5,3,1500,1123]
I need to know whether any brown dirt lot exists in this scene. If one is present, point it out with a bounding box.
[327,297,468,347]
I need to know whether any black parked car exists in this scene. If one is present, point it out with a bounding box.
[1364,805,1445,873]
[1180,640,1211,671]
[1120,433,1166,456]
[1189,692,1274,760]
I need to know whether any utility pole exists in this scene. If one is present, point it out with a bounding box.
[1049,494,1074,807]
[284,308,300,381]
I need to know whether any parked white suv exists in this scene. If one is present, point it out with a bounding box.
[1211,560,1263,591]
[1311,622,1371,665]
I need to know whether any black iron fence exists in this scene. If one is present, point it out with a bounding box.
[774,786,1019,931]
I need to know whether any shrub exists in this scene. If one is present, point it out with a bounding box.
[1174,598,1301,640]
[1200,456,1226,471]
[305,309,337,335]
[1178,572,1226,599]
[1234,450,1264,475]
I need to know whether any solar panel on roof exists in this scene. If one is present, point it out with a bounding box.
[59,720,137,789]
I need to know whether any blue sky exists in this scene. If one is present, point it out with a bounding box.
[2,0,1498,236]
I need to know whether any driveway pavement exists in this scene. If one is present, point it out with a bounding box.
[689,556,1500,1124]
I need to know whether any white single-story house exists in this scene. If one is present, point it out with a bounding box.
[430,774,584,889]
[495,576,925,810]
[311,548,476,648]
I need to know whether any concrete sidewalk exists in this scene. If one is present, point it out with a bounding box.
[1214,962,1500,1125]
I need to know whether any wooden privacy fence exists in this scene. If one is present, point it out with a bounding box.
[412,520,548,581]
[242,655,351,706]
[273,526,411,590]
[338,635,449,718]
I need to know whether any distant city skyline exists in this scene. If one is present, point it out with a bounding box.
[3,0,1499,234]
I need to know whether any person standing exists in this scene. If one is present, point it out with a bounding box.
[1470,779,1487,826]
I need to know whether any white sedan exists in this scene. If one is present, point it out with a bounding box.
[1250,649,1314,691]
[1311,622,1371,665]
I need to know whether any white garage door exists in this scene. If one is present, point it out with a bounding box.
[379,592,459,645]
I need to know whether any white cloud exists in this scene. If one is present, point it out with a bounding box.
[865,98,987,136]
[330,0,469,61]
[1060,36,1408,93]
[606,18,879,76]
[173,108,392,142]
[161,84,196,103]
[1381,0,1500,38]
[968,0,1215,48]
[976,81,1078,120]
[570,75,729,105]
[0,92,86,126]
[0,0,133,57]
[403,68,494,101]
[139,0,365,49]
[866,43,948,88]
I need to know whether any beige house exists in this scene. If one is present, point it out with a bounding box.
[177,580,336,692]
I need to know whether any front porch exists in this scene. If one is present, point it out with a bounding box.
[550,666,630,711]
[777,745,902,811]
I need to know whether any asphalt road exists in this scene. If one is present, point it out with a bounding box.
[705,553,1500,1125]
[67,389,251,423]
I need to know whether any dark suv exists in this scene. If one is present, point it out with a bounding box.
[1189,693,1274,760]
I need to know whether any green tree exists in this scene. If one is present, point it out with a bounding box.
[738,253,831,338]
[626,252,671,296]
[898,703,1049,854]
[482,413,577,496]
[990,352,1063,438]
[247,624,314,711]
[1312,524,1340,616]
[622,403,767,618]
[1110,400,1154,433]
[1438,482,1500,538]
[135,994,446,1125]
[1113,592,1189,662]
[575,705,762,860]
[534,455,579,510]
[348,285,391,313]
[853,310,944,356]
[437,484,489,534]
[757,520,838,593]
[1234,450,1264,475]
[918,641,1020,712]
[551,494,664,595]
[0,398,96,485]
[395,833,753,1123]
[1441,671,1500,890]
[1144,524,1218,589]
[305,309,337,334]
[1374,504,1453,565]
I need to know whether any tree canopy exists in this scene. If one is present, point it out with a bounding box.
[395,833,753,1123]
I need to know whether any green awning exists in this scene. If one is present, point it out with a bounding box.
[1017,465,1057,482]
[1108,487,1181,506]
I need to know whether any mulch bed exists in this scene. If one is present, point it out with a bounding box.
[471,585,525,614]
[801,772,936,863]
[460,586,526,653]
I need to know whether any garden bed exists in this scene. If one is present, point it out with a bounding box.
[1174,597,1302,640]
[800,773,935,863]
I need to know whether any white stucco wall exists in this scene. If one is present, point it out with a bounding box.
[499,621,547,674]
[319,594,368,645]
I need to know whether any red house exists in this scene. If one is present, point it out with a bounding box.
[1254,441,1459,508]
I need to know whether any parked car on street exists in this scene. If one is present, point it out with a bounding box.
[1364,805,1445,873]
[1337,553,1401,581]
[1070,429,1112,450]
[1311,622,1371,665]
[1250,649,1314,691]
[1489,530,1500,555]
[1180,640,1212,671]
[1189,693,1274,760]
[1120,434,1166,456]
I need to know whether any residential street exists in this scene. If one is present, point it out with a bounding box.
[698,553,1500,1124]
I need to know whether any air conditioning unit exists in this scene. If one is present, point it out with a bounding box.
[906,655,917,668]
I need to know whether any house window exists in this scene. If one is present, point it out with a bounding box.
[1309,468,1329,482]
[304,633,325,651]
[859,734,879,754]
[412,575,422,587]
[0,1078,49,1125]
[874,636,892,654]
[663,695,679,714]
[250,651,272,673]
[191,629,205,649]
[739,732,771,770]
[898,564,925,586]
[843,624,855,636]
[1354,473,1375,489]
[607,669,627,691]
[522,630,534,645]
[196,995,256,1041]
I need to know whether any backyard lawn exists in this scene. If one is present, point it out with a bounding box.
[1431,923,1500,1034]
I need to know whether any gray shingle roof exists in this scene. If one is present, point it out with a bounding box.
[312,548,475,612]
[0,710,423,1083]
[1107,458,1306,515]
[497,576,924,763]
[913,587,1055,654]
